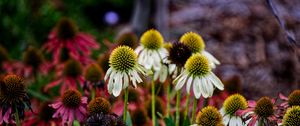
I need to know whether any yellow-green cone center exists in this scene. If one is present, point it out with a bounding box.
[196,106,223,126]
[180,32,205,53]
[62,90,82,108]
[223,94,247,115]
[140,29,164,50]
[254,97,274,118]
[288,90,300,106]
[109,46,137,72]
[185,54,211,77]
[283,106,300,126]
[88,97,111,115]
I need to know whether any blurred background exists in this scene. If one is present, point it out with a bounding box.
[0,0,299,99]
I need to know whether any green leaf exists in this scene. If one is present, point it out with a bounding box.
[163,116,175,126]
[73,120,80,126]
[126,111,133,126]
[28,89,50,101]
[183,116,190,126]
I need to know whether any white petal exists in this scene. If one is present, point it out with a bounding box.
[112,73,122,96]
[223,115,230,125]
[169,64,176,74]
[153,70,160,81]
[231,116,239,126]
[236,117,243,126]
[123,72,129,89]
[193,77,201,99]
[159,65,168,82]
[205,77,214,97]
[135,46,143,54]
[138,50,146,64]
[132,70,142,83]
[175,74,188,90]
[209,73,224,90]
[220,107,225,116]
[200,77,209,98]
[104,67,112,81]
[186,76,193,94]
[129,71,137,88]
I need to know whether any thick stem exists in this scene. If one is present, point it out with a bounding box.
[151,80,156,126]
[191,98,198,123]
[175,91,181,126]
[15,107,21,126]
[123,87,129,122]
[166,84,171,117]
[183,93,190,122]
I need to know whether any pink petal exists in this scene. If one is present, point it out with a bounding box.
[248,100,256,107]
[44,79,62,92]
[279,93,288,100]
[249,116,257,126]
[75,109,85,122]
[50,101,63,109]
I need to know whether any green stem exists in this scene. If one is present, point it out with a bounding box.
[15,107,21,126]
[123,87,129,122]
[203,98,209,108]
[191,98,198,123]
[183,93,190,122]
[258,118,264,126]
[91,87,96,100]
[166,84,171,117]
[175,91,181,126]
[151,80,156,126]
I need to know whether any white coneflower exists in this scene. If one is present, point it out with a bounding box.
[180,32,220,68]
[135,29,168,73]
[173,54,224,99]
[104,46,146,97]
[220,94,247,126]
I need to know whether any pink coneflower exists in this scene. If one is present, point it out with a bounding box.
[49,90,87,126]
[44,59,84,95]
[22,101,60,126]
[3,47,52,78]
[43,17,99,65]
[279,90,300,108]
[0,74,32,125]
[237,97,278,126]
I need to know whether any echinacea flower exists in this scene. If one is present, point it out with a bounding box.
[220,94,248,126]
[167,42,192,78]
[174,54,224,99]
[50,90,87,126]
[0,74,32,125]
[116,32,138,49]
[135,29,167,73]
[279,90,300,108]
[180,32,220,68]
[83,63,104,93]
[87,97,111,115]
[240,97,277,126]
[44,59,85,94]
[43,17,99,65]
[105,46,146,97]
[191,106,223,126]
[22,101,60,126]
[282,106,300,126]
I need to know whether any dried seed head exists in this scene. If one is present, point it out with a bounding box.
[84,63,102,83]
[56,17,78,40]
[63,59,83,78]
[88,97,111,115]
